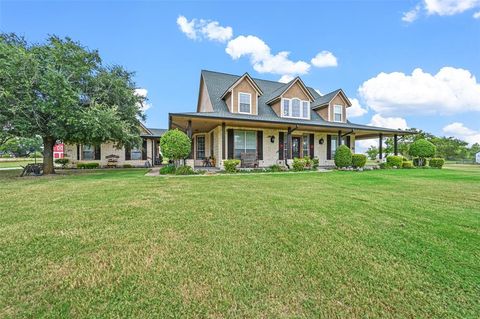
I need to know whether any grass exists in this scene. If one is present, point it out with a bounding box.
[0,158,43,168]
[0,167,479,318]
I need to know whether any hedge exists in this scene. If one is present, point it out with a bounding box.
[351,154,367,168]
[334,145,352,168]
[159,164,176,175]
[223,159,240,173]
[77,162,99,169]
[175,165,195,175]
[386,155,403,168]
[429,158,445,168]
[292,158,307,171]
[402,161,414,169]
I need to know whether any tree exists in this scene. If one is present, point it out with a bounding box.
[334,144,352,168]
[430,136,468,160]
[366,146,378,160]
[0,136,42,157]
[0,34,145,174]
[160,129,191,165]
[409,139,436,166]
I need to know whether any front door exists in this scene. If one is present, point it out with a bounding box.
[292,137,301,158]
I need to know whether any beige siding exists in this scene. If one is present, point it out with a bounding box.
[282,81,311,100]
[225,92,232,113]
[198,78,213,112]
[329,94,348,123]
[231,78,258,115]
[64,140,155,167]
[316,106,328,121]
[271,100,281,117]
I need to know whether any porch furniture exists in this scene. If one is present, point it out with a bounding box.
[203,157,213,167]
[20,164,43,177]
[240,152,258,168]
[105,154,119,168]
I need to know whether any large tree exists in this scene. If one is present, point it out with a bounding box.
[0,34,145,174]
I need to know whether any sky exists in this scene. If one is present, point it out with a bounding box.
[1,0,479,149]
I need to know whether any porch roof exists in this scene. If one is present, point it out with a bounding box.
[169,112,414,139]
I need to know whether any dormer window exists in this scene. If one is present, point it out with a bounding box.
[281,98,310,119]
[333,105,343,122]
[238,92,251,114]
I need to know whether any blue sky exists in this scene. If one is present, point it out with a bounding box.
[1,0,479,146]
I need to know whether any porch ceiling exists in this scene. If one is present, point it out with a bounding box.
[169,114,410,137]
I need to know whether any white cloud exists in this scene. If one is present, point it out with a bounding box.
[201,21,233,42]
[358,67,480,116]
[314,89,322,95]
[176,16,197,40]
[443,122,480,145]
[134,88,152,112]
[226,35,310,76]
[403,1,480,21]
[402,5,422,22]
[311,51,338,68]
[424,0,480,16]
[279,75,295,83]
[473,10,480,17]
[356,139,378,151]
[176,15,233,42]
[347,98,368,118]
[369,114,408,130]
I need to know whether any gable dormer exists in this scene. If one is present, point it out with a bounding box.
[266,77,315,119]
[221,73,263,115]
[312,89,351,123]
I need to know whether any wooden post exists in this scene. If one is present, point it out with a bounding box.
[187,120,193,160]
[394,134,398,156]
[286,127,292,159]
[379,133,383,159]
[338,130,342,145]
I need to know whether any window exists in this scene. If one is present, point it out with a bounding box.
[302,101,309,119]
[131,147,142,160]
[82,145,94,160]
[331,136,338,157]
[239,92,251,114]
[334,105,343,122]
[292,99,301,117]
[283,99,290,116]
[281,98,309,119]
[234,130,256,159]
[302,135,309,158]
[196,135,205,159]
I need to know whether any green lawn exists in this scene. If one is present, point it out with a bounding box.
[0,158,43,168]
[1,167,479,318]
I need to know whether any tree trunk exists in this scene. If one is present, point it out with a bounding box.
[43,136,55,174]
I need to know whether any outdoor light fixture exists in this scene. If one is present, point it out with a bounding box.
[269,135,275,143]
[319,138,324,145]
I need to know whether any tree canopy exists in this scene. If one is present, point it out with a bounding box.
[160,129,191,164]
[0,34,145,174]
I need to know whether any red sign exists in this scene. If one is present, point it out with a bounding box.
[53,143,64,159]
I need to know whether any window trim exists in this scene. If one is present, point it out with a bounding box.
[196,135,206,160]
[333,104,343,122]
[238,92,252,114]
[280,98,310,119]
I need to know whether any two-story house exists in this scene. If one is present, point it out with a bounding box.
[169,70,409,168]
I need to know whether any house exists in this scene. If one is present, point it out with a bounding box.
[169,70,411,168]
[63,124,166,167]
[476,152,480,164]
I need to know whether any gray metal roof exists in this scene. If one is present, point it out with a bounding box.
[189,70,408,134]
[145,128,167,137]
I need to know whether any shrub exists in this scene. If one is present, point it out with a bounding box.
[409,139,436,167]
[413,158,426,167]
[312,157,319,169]
[54,158,69,168]
[160,129,191,162]
[1,153,12,158]
[123,164,133,168]
[386,155,403,168]
[334,145,352,168]
[292,158,306,171]
[379,162,389,169]
[77,162,99,169]
[29,151,43,158]
[402,161,414,169]
[268,164,284,172]
[159,164,176,175]
[223,159,240,173]
[175,165,195,175]
[303,157,312,169]
[429,158,445,169]
[351,154,367,168]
